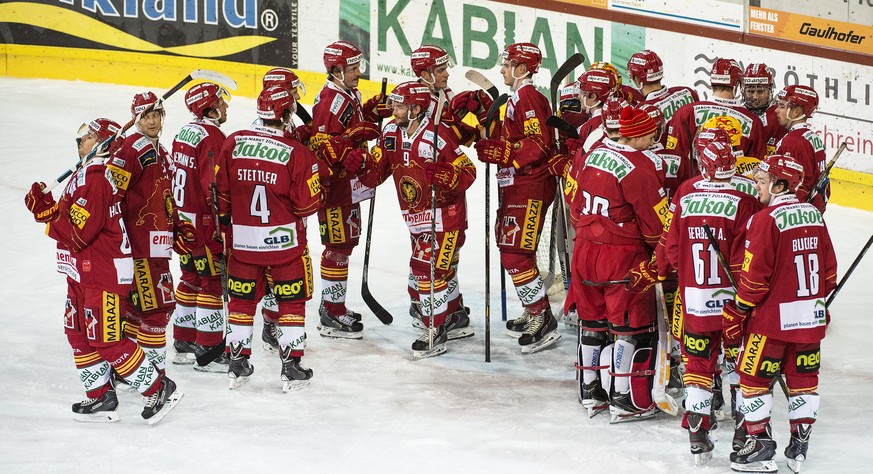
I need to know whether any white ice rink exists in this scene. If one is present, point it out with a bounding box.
[1,78,871,473]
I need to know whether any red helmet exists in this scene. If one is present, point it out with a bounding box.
[627,50,664,85]
[590,62,623,89]
[263,67,306,96]
[257,86,295,121]
[758,154,804,192]
[698,141,736,180]
[601,96,628,131]
[578,69,616,103]
[776,85,818,118]
[131,91,163,117]
[185,82,228,118]
[743,63,774,89]
[78,118,122,154]
[637,103,665,138]
[502,43,542,74]
[693,127,733,158]
[710,58,743,89]
[411,45,452,77]
[389,81,431,110]
[323,41,366,73]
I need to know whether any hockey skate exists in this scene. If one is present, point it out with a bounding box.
[687,413,715,466]
[412,324,448,359]
[666,357,685,399]
[730,432,777,472]
[193,347,229,373]
[562,307,579,328]
[609,392,658,423]
[444,307,475,340]
[317,304,364,339]
[72,389,119,423]
[580,380,609,418]
[172,339,197,365]
[733,412,749,452]
[785,424,811,473]
[410,301,426,330]
[141,376,183,426]
[262,321,280,353]
[505,311,530,338]
[712,375,726,421]
[280,347,313,392]
[228,343,254,390]
[518,308,561,354]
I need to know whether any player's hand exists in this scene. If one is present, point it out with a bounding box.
[626,257,661,293]
[474,138,513,167]
[565,137,585,158]
[722,300,749,343]
[296,122,313,144]
[342,121,381,144]
[363,93,392,119]
[318,135,355,167]
[341,148,369,173]
[174,219,196,255]
[25,181,59,223]
[424,162,457,189]
[546,153,570,179]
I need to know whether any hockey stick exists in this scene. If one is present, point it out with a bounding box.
[483,93,510,363]
[426,89,448,351]
[826,234,873,307]
[582,279,631,287]
[545,115,580,139]
[42,69,237,193]
[807,142,846,204]
[464,70,499,100]
[547,54,585,296]
[361,78,393,325]
[295,104,313,124]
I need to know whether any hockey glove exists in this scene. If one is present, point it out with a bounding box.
[25,182,59,223]
[564,137,585,159]
[546,153,570,179]
[340,148,368,173]
[174,219,197,256]
[626,257,662,294]
[474,138,513,167]
[363,93,393,119]
[722,300,750,345]
[296,122,313,145]
[424,161,457,189]
[105,134,124,157]
[342,121,382,145]
[318,135,355,167]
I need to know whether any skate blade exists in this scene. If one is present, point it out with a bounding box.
[412,345,447,360]
[520,331,562,354]
[171,353,195,365]
[411,319,426,330]
[193,362,229,373]
[584,404,609,418]
[729,460,778,472]
[146,391,184,426]
[447,328,475,340]
[714,407,727,421]
[73,411,120,423]
[787,457,804,473]
[282,380,311,392]
[317,326,363,340]
[506,330,523,339]
[262,342,279,353]
[694,452,713,466]
[228,375,251,390]
[609,408,658,424]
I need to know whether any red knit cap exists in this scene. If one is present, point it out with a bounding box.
[619,106,657,138]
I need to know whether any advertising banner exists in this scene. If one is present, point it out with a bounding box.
[609,0,743,31]
[748,7,873,56]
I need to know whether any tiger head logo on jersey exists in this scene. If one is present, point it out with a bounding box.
[701,115,742,147]
[399,177,421,205]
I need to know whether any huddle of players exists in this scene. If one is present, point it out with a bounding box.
[23,42,835,465]
[549,50,834,472]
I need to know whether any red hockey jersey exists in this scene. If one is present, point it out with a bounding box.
[107,132,174,260]
[495,79,554,188]
[48,158,133,294]
[774,123,828,213]
[216,125,322,266]
[737,195,836,343]
[666,97,767,164]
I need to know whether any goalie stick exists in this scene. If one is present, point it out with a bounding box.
[42,69,237,194]
[807,142,846,204]
[361,78,393,325]
[483,93,510,363]
[582,279,630,287]
[653,282,680,415]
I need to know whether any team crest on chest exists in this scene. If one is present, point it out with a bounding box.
[399,176,421,205]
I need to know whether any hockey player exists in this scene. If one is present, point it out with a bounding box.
[590,61,643,104]
[215,86,325,391]
[357,81,477,358]
[723,154,836,473]
[107,92,177,378]
[571,107,669,420]
[170,82,230,372]
[627,49,699,144]
[473,42,560,354]
[742,63,784,157]
[773,85,829,213]
[575,69,618,152]
[309,41,385,339]
[654,140,761,464]
[25,118,180,422]
[666,58,767,168]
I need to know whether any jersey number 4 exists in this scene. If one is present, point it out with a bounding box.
[251,184,272,224]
